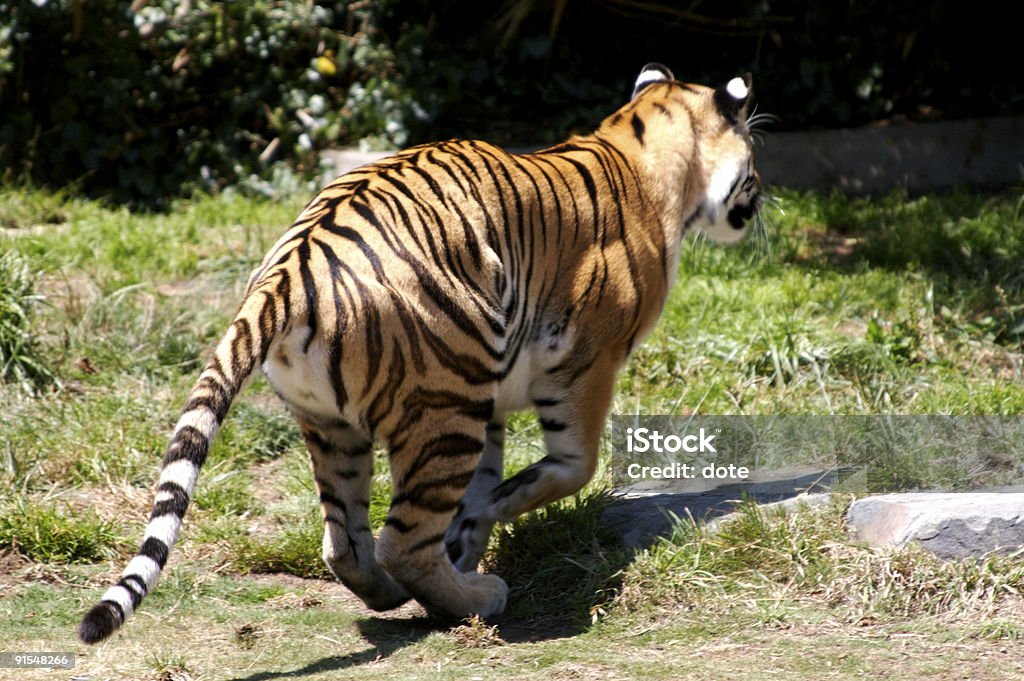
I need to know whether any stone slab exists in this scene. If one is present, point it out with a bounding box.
[757,116,1024,195]
[846,493,1024,560]
[601,466,841,549]
[322,116,1024,196]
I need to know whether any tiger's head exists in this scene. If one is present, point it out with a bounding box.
[607,63,762,245]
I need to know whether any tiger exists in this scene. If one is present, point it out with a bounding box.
[78,62,761,643]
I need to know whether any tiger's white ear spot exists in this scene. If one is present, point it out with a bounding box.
[632,63,674,100]
[726,77,749,100]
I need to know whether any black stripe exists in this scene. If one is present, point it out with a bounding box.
[385,517,416,533]
[490,466,541,502]
[406,532,446,556]
[391,489,465,513]
[296,240,318,353]
[302,428,331,452]
[401,434,483,483]
[183,375,231,424]
[396,468,476,499]
[150,481,189,519]
[116,575,146,608]
[631,113,646,146]
[310,238,353,409]
[138,536,170,569]
[366,337,406,432]
[318,490,349,516]
[540,418,567,432]
[229,317,254,382]
[257,291,277,360]
[161,425,209,467]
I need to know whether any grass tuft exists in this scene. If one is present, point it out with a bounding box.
[0,250,57,393]
[228,508,331,579]
[0,497,127,564]
[618,496,1024,627]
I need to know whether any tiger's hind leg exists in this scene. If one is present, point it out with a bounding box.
[445,419,505,572]
[376,408,508,619]
[299,419,410,611]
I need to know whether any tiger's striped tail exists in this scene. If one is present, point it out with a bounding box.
[78,288,285,644]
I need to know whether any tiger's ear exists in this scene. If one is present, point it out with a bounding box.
[714,73,752,123]
[631,63,674,100]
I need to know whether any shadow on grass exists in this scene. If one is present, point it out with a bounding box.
[483,491,634,643]
[225,616,437,681]
[225,493,632,678]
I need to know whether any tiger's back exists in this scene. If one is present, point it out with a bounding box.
[79,63,761,643]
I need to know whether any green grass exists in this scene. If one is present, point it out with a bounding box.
[0,249,57,393]
[229,507,333,579]
[619,189,1024,416]
[620,496,1024,620]
[1,184,1023,679]
[484,492,627,623]
[0,497,128,564]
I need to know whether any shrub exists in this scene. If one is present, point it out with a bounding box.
[0,0,423,204]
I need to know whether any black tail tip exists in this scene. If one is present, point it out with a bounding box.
[79,602,123,644]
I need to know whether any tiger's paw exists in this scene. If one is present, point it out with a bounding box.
[463,572,508,618]
[361,583,412,612]
[423,572,508,620]
[336,566,411,612]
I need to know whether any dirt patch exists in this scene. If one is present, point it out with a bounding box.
[975,347,1023,380]
[248,456,296,510]
[62,482,153,526]
[792,228,863,266]
[0,549,31,581]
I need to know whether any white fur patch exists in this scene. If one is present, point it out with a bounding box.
[143,513,181,549]
[100,584,137,616]
[159,459,200,495]
[495,347,534,415]
[706,157,743,207]
[635,68,667,90]
[726,77,748,100]
[172,406,218,439]
[632,67,671,99]
[124,554,162,588]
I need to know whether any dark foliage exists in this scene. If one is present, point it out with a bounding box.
[1,1,1017,204]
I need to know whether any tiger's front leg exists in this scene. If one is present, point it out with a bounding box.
[455,355,619,566]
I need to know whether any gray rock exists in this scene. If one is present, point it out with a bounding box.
[846,493,1024,560]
